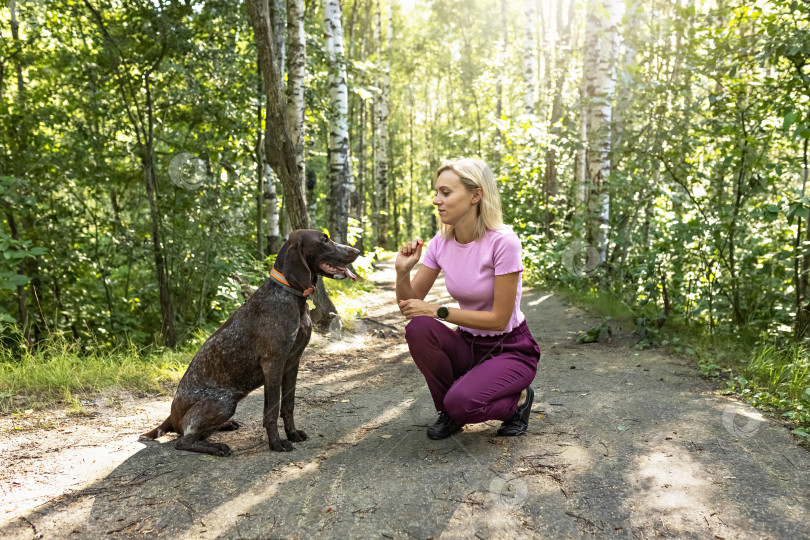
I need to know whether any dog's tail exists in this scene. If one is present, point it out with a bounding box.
[140,416,175,440]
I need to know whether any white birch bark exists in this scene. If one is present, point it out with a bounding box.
[264,160,280,251]
[373,1,392,248]
[259,125,281,253]
[582,0,623,263]
[286,0,306,198]
[523,0,535,116]
[323,0,353,244]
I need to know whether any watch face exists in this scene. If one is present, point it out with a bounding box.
[438,306,449,319]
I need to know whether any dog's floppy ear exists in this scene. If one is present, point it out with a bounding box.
[279,230,314,294]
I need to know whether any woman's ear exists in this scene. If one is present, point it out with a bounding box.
[471,187,483,205]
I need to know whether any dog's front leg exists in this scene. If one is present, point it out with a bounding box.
[261,360,294,452]
[281,352,308,443]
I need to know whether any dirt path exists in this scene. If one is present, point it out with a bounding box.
[2,260,809,539]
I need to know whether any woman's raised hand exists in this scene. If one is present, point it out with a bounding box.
[395,237,423,274]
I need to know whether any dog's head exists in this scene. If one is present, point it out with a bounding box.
[274,229,361,294]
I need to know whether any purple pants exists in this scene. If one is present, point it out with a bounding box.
[405,317,541,424]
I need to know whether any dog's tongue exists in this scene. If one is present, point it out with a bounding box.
[343,267,357,281]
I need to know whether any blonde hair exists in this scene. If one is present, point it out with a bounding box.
[435,158,506,241]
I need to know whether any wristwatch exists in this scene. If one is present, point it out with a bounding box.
[437,305,450,321]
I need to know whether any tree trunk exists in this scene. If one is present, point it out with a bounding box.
[247,0,348,332]
[523,0,535,116]
[797,139,810,338]
[576,87,587,218]
[543,0,572,238]
[286,0,306,197]
[246,0,309,231]
[269,0,287,89]
[373,2,392,249]
[356,96,366,252]
[582,0,623,264]
[346,0,360,59]
[324,0,353,244]
[256,63,265,260]
[494,0,508,162]
[144,73,177,348]
[265,163,281,255]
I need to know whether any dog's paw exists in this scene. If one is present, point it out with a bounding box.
[210,443,233,457]
[269,438,295,452]
[286,429,308,443]
[219,419,242,432]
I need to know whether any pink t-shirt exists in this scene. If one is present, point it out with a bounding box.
[422,228,525,336]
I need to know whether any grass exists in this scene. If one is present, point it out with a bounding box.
[550,285,636,321]
[730,344,810,438]
[0,336,194,414]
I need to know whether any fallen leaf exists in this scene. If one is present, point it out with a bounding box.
[381,435,392,439]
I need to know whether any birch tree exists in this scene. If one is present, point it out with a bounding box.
[373,1,392,248]
[581,0,623,263]
[286,0,306,201]
[543,0,573,237]
[523,0,535,116]
[323,0,353,244]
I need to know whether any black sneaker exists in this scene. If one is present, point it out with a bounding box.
[427,411,464,440]
[497,386,535,437]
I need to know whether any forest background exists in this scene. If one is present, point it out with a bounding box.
[1,0,809,433]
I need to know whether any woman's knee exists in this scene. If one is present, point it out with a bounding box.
[405,316,440,344]
[443,387,480,424]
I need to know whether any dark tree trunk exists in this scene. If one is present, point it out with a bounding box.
[796,139,810,338]
[247,0,309,231]
[144,73,177,348]
[247,0,345,332]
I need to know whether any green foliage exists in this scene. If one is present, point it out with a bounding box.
[720,343,810,432]
[576,318,613,344]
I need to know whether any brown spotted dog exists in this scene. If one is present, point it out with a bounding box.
[141,229,360,455]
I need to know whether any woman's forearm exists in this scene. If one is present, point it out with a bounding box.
[396,270,416,302]
[440,306,511,332]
